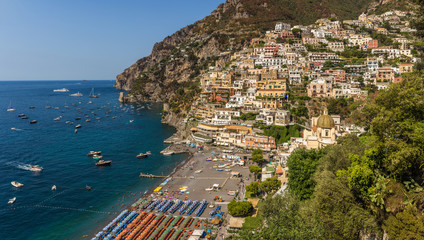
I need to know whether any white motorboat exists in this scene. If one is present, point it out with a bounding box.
[53,117,61,121]
[7,101,15,112]
[11,181,24,188]
[53,88,69,92]
[8,197,16,204]
[70,92,83,97]
[30,165,43,172]
[51,185,57,191]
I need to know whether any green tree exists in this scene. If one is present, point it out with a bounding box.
[228,201,253,217]
[246,182,259,196]
[252,154,264,165]
[249,165,262,178]
[362,71,424,181]
[412,0,424,38]
[384,207,424,240]
[287,148,324,200]
[259,177,281,194]
[252,148,265,165]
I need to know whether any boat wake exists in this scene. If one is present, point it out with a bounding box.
[11,127,23,131]
[16,163,42,172]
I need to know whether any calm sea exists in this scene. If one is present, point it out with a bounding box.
[0,81,187,240]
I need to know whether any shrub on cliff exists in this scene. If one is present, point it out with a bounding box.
[228,201,253,217]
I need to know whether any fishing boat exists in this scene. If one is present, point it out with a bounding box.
[11,181,24,188]
[18,114,25,117]
[53,88,69,92]
[75,124,82,128]
[95,160,112,166]
[53,117,61,121]
[51,185,57,191]
[7,101,15,112]
[87,151,102,156]
[75,117,81,120]
[69,92,83,97]
[8,197,16,204]
[30,120,37,124]
[92,155,102,160]
[89,88,99,98]
[86,119,91,122]
[30,165,43,172]
[86,185,91,191]
[21,116,28,119]
[29,106,35,109]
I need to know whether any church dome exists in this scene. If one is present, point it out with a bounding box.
[316,109,335,129]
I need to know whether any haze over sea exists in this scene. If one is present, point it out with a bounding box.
[0,80,187,240]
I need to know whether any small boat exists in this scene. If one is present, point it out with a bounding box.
[92,155,102,160]
[21,116,28,119]
[129,120,134,123]
[136,153,149,159]
[86,185,91,191]
[18,114,25,117]
[86,119,91,122]
[96,160,112,166]
[8,197,16,204]
[75,124,81,128]
[146,151,151,155]
[30,165,43,172]
[53,117,61,121]
[11,181,24,188]
[7,101,15,112]
[87,151,102,156]
[70,92,83,97]
[29,106,35,109]
[11,128,16,131]
[89,88,99,98]
[51,185,57,191]
[75,117,81,120]
[30,120,37,124]
[162,151,174,156]
[53,88,69,92]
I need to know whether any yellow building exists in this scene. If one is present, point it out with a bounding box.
[256,79,287,109]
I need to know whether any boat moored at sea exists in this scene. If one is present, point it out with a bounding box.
[87,151,102,156]
[18,114,25,117]
[11,181,24,188]
[30,120,37,124]
[29,106,35,109]
[8,197,16,204]
[7,101,15,112]
[69,92,83,97]
[89,88,99,98]
[51,185,56,191]
[75,124,81,128]
[95,160,112,166]
[53,88,69,92]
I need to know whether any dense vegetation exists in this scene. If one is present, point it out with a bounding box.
[234,70,424,239]
[258,124,302,144]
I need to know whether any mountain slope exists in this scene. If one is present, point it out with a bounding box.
[115,0,374,104]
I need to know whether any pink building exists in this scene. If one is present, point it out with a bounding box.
[325,69,346,83]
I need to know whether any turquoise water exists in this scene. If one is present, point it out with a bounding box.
[0,81,187,240]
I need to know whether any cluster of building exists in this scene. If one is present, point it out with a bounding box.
[188,10,417,152]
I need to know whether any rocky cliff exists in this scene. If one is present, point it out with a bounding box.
[115,0,375,106]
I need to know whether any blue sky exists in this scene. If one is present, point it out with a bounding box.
[0,0,224,80]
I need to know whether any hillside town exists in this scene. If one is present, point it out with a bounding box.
[187,9,417,156]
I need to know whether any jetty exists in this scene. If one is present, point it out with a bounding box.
[139,173,167,178]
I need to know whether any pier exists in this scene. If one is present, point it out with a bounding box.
[139,173,167,178]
